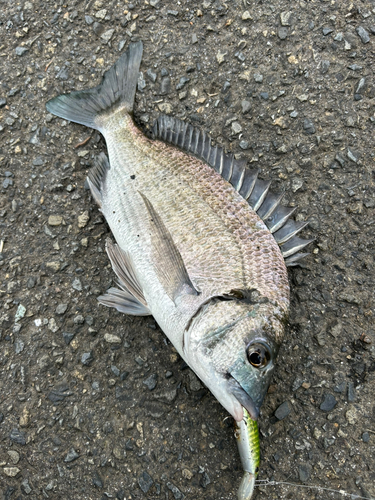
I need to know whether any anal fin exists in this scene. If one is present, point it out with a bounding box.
[98,287,151,316]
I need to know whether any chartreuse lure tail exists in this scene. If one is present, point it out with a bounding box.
[235,408,260,500]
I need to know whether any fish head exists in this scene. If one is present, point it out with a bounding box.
[186,297,287,421]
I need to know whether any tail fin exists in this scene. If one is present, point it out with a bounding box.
[45,41,143,131]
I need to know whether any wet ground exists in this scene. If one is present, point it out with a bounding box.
[1,0,375,499]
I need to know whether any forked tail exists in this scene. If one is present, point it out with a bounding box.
[45,41,143,131]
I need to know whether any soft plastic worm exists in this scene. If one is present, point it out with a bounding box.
[235,408,260,500]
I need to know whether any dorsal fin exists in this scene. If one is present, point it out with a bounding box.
[153,114,313,266]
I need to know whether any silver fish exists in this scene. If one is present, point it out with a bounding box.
[46,41,312,495]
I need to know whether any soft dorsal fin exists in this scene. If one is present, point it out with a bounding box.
[153,114,313,266]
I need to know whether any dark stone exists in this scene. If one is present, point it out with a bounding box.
[356,26,370,44]
[347,382,355,402]
[274,401,291,420]
[362,432,370,443]
[4,487,15,500]
[93,471,103,488]
[125,438,134,450]
[200,471,211,488]
[303,118,316,134]
[81,351,94,365]
[166,482,183,499]
[320,393,337,412]
[48,382,73,402]
[260,92,269,100]
[93,22,104,36]
[176,76,190,90]
[146,68,157,82]
[143,373,158,390]
[64,448,80,462]
[63,331,75,345]
[0,97,6,108]
[278,27,288,39]
[298,463,312,482]
[15,46,29,56]
[322,27,333,36]
[138,471,153,493]
[160,76,171,94]
[10,428,26,445]
[320,60,330,74]
[116,490,125,500]
[56,67,69,80]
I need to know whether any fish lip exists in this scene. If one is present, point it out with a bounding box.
[228,377,260,421]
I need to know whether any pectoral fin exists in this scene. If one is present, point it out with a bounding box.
[139,192,199,303]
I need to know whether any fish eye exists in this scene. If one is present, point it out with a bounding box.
[246,343,271,368]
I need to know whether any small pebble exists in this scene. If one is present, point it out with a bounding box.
[56,304,68,315]
[275,401,291,420]
[72,278,82,291]
[104,333,121,343]
[166,482,183,500]
[280,11,292,26]
[362,432,370,443]
[93,471,103,488]
[160,76,171,95]
[200,472,211,488]
[64,448,80,462]
[303,118,316,134]
[278,27,288,40]
[10,428,26,445]
[138,471,153,493]
[101,29,115,44]
[48,215,63,226]
[298,463,312,482]
[21,478,32,494]
[63,332,75,345]
[146,68,157,82]
[176,76,190,90]
[81,352,94,366]
[4,467,21,477]
[242,11,252,21]
[347,382,355,402]
[143,373,158,391]
[241,100,251,114]
[15,46,29,56]
[8,450,20,464]
[320,393,337,412]
[231,122,242,134]
[356,26,370,44]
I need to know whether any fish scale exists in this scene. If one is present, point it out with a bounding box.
[46,41,313,500]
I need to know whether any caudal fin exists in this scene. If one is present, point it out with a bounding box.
[46,41,143,131]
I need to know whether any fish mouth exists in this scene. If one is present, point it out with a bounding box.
[228,377,260,421]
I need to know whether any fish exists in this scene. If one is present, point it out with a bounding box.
[46,41,312,498]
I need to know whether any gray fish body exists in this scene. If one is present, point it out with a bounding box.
[46,42,311,423]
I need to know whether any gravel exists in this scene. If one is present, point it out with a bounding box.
[1,1,374,500]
